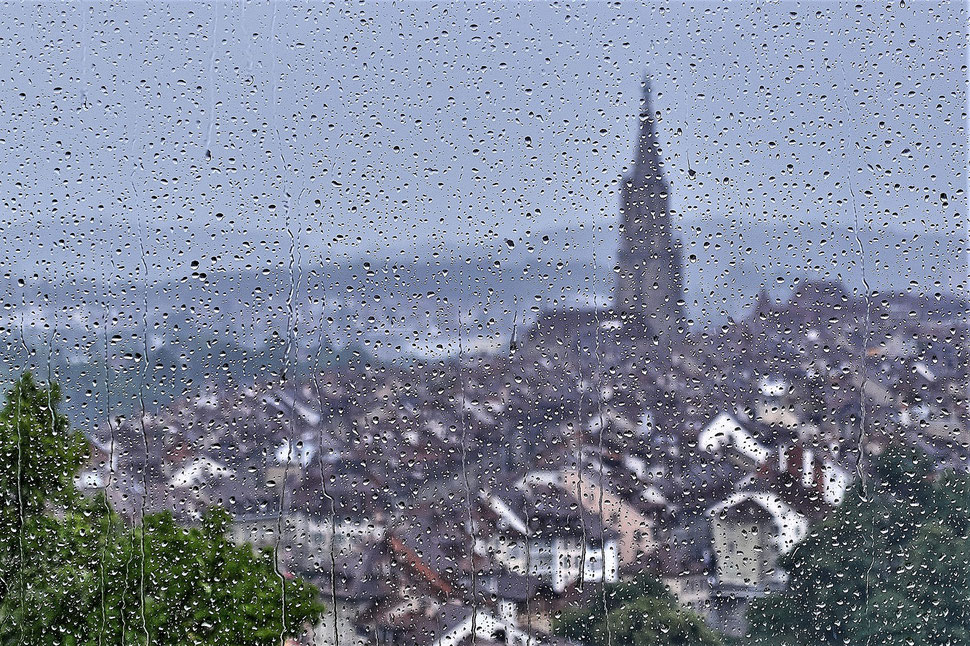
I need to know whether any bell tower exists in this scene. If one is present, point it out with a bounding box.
[614,78,685,337]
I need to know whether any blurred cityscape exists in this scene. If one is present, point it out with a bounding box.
[63,83,969,645]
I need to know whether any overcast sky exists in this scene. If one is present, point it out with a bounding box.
[0,1,965,293]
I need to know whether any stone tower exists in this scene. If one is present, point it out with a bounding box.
[614,79,685,337]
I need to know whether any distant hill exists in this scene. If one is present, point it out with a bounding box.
[1,215,963,427]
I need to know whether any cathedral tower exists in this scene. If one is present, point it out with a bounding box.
[614,79,685,337]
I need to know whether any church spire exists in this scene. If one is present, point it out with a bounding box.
[614,77,685,338]
[632,77,663,185]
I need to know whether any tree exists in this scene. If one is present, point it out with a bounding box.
[748,444,970,645]
[555,575,724,646]
[0,373,324,645]
[0,372,88,585]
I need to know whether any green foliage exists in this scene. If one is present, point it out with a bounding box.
[748,444,970,645]
[0,373,88,574]
[555,574,724,646]
[0,372,324,646]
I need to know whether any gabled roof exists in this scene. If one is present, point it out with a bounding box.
[474,569,543,602]
[707,491,809,554]
[388,535,455,598]
[698,412,770,464]
[486,481,617,541]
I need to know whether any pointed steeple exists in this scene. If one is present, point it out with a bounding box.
[631,77,663,185]
[614,76,685,338]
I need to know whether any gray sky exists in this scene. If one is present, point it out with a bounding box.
[0,1,965,294]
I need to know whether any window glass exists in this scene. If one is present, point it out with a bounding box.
[0,3,966,646]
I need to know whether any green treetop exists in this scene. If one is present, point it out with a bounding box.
[0,372,324,646]
[748,444,970,646]
[555,574,724,646]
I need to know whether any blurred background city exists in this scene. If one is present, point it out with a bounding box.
[0,3,966,645]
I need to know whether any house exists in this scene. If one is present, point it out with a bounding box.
[705,492,809,637]
[368,602,553,646]
[707,492,808,592]
[472,570,543,631]
[755,376,800,428]
[557,466,663,567]
[169,455,235,488]
[424,605,537,646]
[757,442,852,511]
[481,481,620,594]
